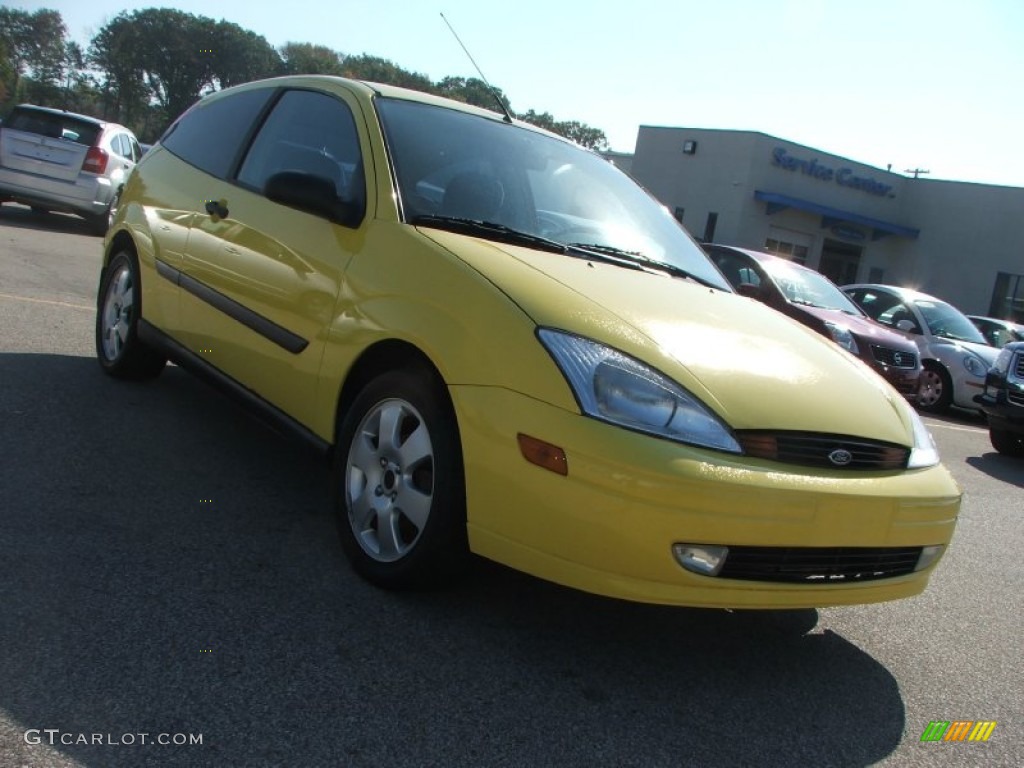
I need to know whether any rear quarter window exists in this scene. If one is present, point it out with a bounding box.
[161,88,276,179]
[7,108,101,146]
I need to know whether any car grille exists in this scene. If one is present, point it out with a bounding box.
[1008,390,1024,407]
[1014,354,1024,379]
[735,431,910,470]
[718,546,922,583]
[870,345,918,369]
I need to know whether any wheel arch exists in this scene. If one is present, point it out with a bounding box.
[331,339,456,454]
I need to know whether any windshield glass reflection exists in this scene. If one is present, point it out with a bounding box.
[377,98,730,291]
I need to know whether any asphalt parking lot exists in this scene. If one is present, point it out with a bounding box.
[1,204,1022,768]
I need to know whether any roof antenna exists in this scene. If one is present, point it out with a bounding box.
[440,12,515,124]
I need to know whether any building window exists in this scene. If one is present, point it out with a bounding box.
[703,212,718,243]
[764,238,809,265]
[989,271,1024,322]
[673,206,685,223]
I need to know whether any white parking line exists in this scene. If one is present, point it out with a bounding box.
[923,419,987,435]
[0,292,92,311]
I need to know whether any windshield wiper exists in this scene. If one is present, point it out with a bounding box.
[566,242,722,289]
[411,216,719,285]
[412,216,650,272]
[411,216,567,253]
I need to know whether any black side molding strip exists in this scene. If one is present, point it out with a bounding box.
[137,319,331,458]
[154,258,308,354]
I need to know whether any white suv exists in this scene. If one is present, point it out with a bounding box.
[0,104,141,234]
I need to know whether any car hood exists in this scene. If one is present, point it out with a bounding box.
[928,336,999,364]
[423,230,913,444]
[789,303,918,350]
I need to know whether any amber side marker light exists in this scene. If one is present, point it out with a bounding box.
[517,433,568,476]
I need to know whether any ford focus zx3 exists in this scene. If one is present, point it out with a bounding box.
[96,76,960,608]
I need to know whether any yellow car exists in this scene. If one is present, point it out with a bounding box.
[95,76,960,608]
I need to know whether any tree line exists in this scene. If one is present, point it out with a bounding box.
[0,6,609,149]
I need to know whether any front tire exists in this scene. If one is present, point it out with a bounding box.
[990,427,1024,456]
[917,363,952,413]
[333,367,468,589]
[95,250,166,379]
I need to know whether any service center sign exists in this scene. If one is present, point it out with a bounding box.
[771,148,893,197]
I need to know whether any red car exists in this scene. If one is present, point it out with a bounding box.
[706,245,922,400]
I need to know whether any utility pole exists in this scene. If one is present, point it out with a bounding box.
[904,168,931,179]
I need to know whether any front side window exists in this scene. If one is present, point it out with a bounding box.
[161,87,276,179]
[377,98,730,291]
[237,89,363,211]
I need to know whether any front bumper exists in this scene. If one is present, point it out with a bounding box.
[452,385,961,608]
[974,388,1024,435]
[875,364,920,401]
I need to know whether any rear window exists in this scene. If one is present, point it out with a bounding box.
[6,108,101,146]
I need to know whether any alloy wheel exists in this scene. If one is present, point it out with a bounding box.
[100,263,133,361]
[345,398,435,562]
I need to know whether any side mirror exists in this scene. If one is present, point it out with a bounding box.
[736,282,764,301]
[264,171,363,227]
[896,319,919,333]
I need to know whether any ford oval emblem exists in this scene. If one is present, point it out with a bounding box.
[829,448,853,466]
[893,353,903,365]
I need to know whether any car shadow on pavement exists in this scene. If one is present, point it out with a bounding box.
[965,454,1024,488]
[1,353,906,768]
[0,203,96,236]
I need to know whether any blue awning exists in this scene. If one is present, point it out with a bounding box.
[754,190,920,240]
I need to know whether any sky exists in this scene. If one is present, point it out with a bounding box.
[15,0,1024,187]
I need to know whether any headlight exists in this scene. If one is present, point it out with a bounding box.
[962,353,987,378]
[906,407,940,469]
[992,348,1013,375]
[538,329,741,453]
[824,321,859,355]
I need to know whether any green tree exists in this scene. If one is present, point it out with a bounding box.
[88,12,151,126]
[92,9,218,122]
[0,36,14,105]
[435,75,510,112]
[280,42,345,76]
[0,7,69,105]
[341,54,433,92]
[520,109,608,151]
[210,21,281,89]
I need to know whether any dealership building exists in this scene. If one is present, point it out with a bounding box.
[622,127,1024,321]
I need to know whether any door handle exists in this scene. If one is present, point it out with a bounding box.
[204,199,229,219]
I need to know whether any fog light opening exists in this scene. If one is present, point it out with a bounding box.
[517,433,568,476]
[673,544,729,576]
[915,544,943,572]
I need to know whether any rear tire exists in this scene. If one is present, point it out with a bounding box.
[333,367,468,589]
[990,427,1024,456]
[917,363,952,413]
[95,250,166,380]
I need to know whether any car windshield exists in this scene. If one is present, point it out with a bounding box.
[761,259,863,314]
[376,98,730,291]
[913,299,988,343]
